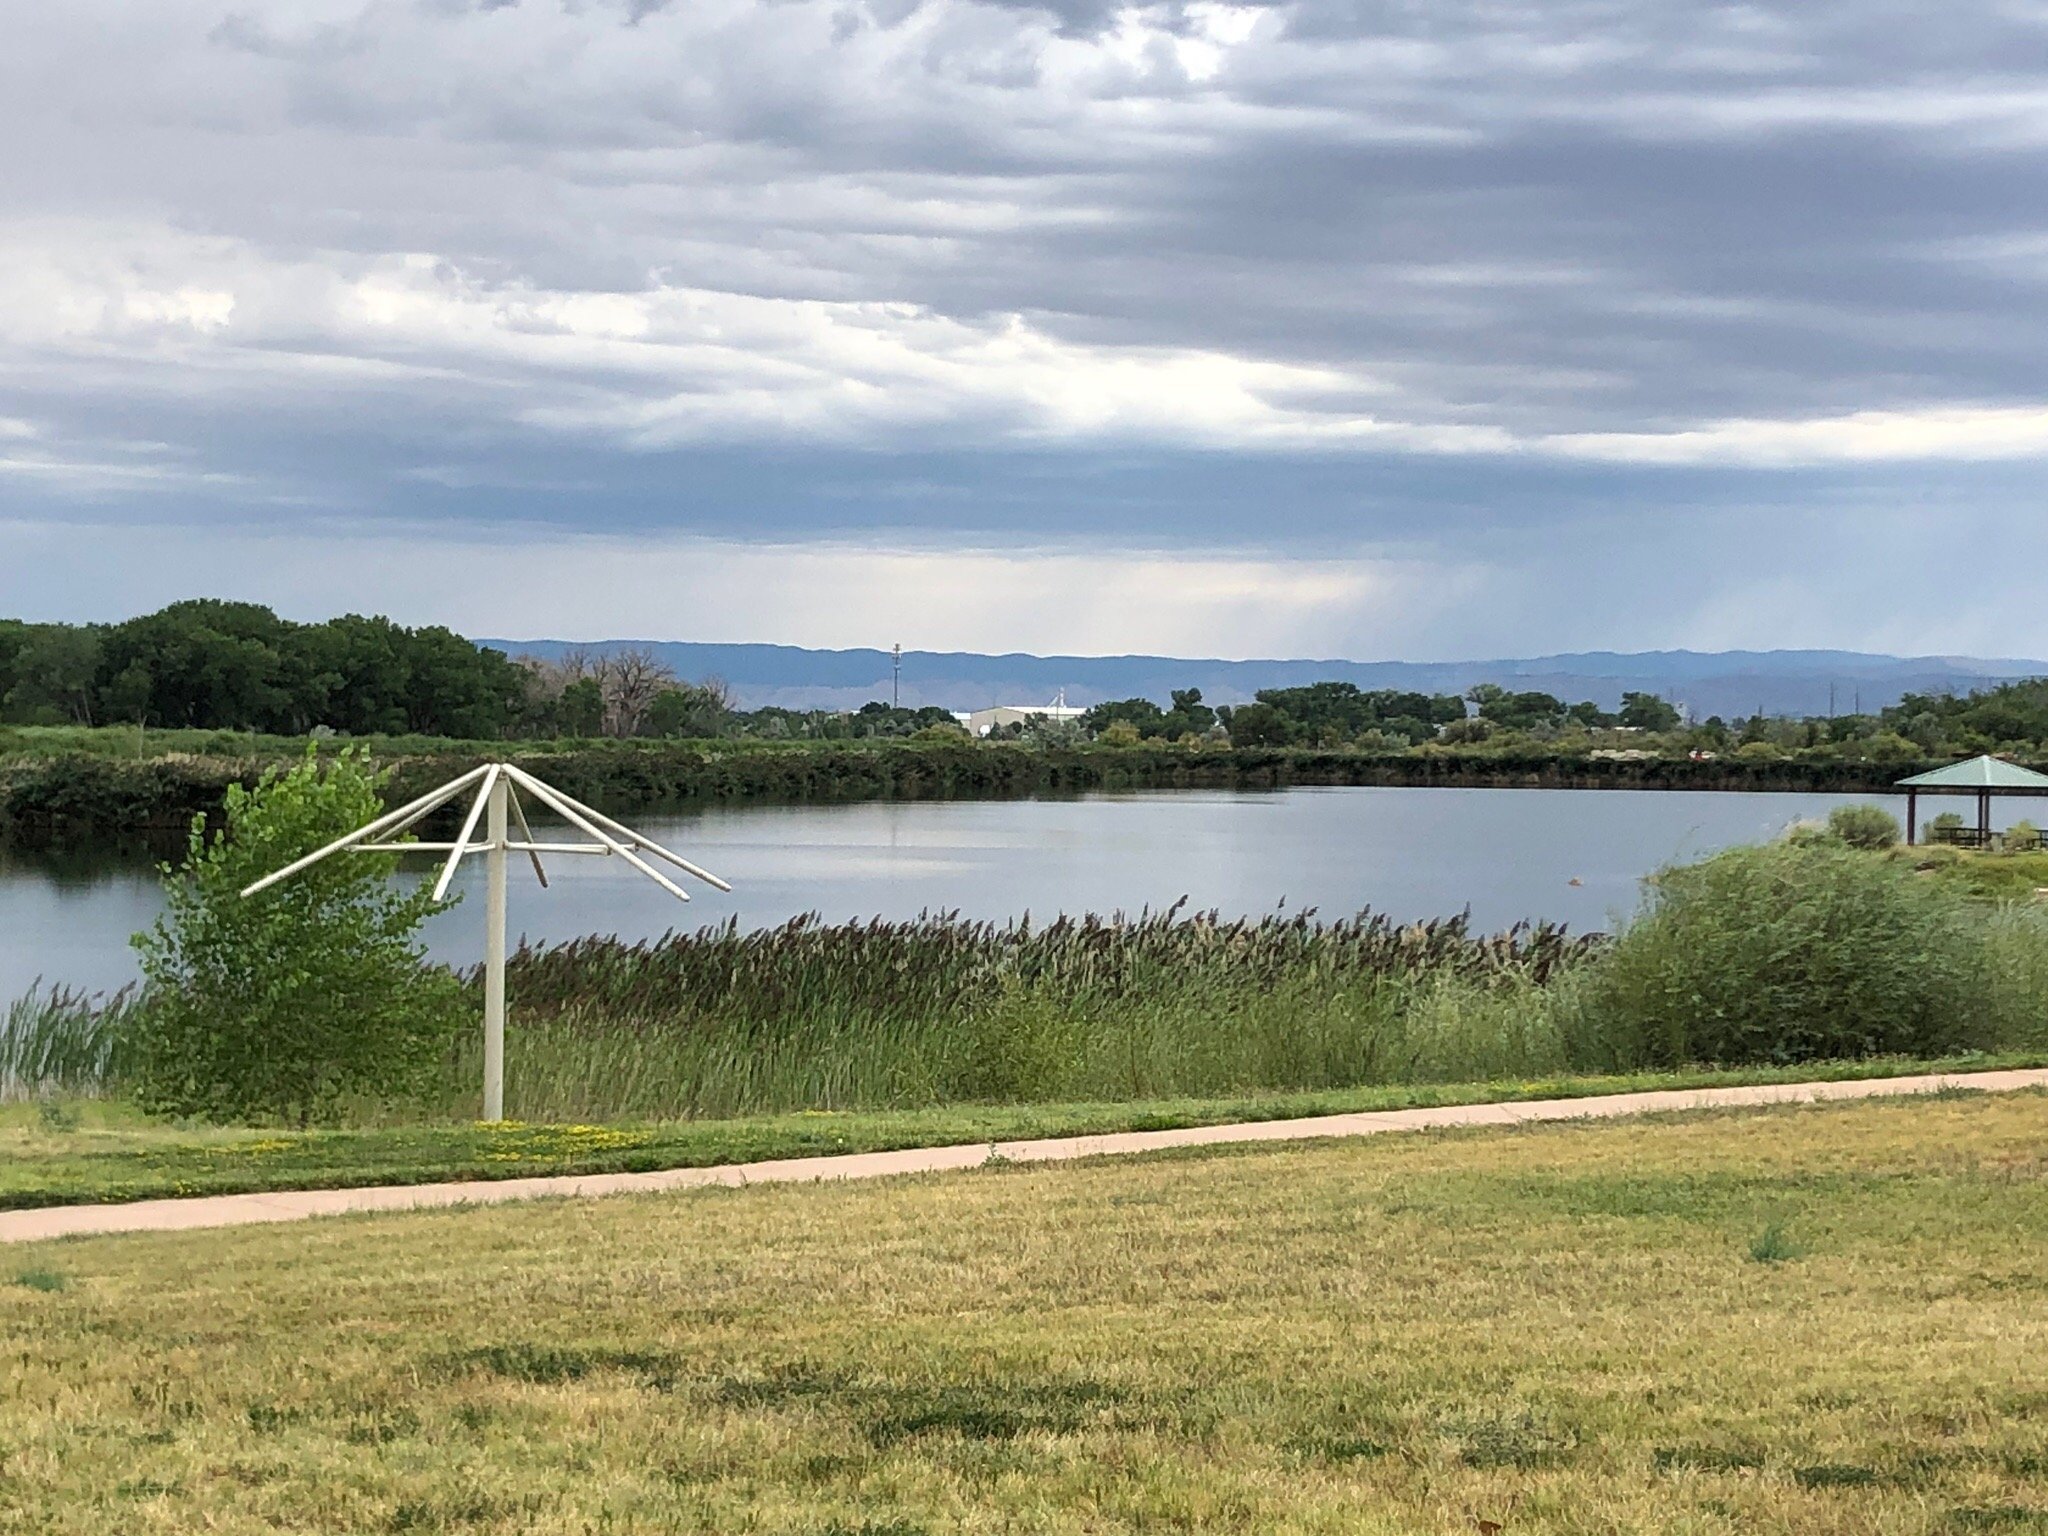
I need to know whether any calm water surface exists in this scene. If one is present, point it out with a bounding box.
[0,785,1928,1000]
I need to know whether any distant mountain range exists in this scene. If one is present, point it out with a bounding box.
[480,640,2048,720]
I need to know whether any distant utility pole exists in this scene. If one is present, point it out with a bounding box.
[892,643,902,709]
[1829,682,1836,719]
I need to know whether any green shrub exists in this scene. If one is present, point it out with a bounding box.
[1981,905,2048,1051]
[1583,843,1994,1066]
[1826,802,1901,849]
[129,747,465,1125]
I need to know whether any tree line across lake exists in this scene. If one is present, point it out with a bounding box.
[6,598,2048,764]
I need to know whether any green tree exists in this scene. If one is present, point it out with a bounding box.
[401,627,522,737]
[5,624,102,724]
[1247,681,1461,744]
[293,614,410,735]
[644,683,734,738]
[1618,691,1681,731]
[1476,689,1566,731]
[97,599,294,730]
[556,678,605,737]
[0,618,29,709]
[1162,687,1217,736]
[129,748,464,1125]
[1220,700,1292,746]
[1082,697,1169,738]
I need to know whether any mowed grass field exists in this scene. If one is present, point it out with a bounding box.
[5,1093,2047,1536]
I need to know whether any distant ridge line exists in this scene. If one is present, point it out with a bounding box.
[480,640,2048,719]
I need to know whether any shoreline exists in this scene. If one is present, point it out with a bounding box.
[0,739,1945,843]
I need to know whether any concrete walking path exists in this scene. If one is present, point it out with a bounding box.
[6,1068,2044,1245]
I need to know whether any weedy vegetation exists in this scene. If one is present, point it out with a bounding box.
[1747,1222,1807,1264]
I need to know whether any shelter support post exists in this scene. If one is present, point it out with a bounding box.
[483,771,508,1122]
[1906,789,1917,846]
[1980,789,1992,845]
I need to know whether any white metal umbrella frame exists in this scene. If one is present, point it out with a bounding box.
[240,761,730,1120]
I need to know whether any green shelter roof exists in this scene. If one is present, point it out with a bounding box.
[1895,755,2048,790]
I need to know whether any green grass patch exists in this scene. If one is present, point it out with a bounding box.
[1892,845,2048,903]
[3,1094,2046,1533]
[3,1055,2040,1210]
[1749,1222,1809,1264]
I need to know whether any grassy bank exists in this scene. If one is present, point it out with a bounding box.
[7,1092,2046,1534]
[7,1054,2039,1210]
[1891,841,2048,900]
[0,728,1952,838]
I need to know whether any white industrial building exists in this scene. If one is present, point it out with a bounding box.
[963,692,1087,737]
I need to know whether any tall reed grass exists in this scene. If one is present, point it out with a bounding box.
[401,906,1603,1121]
[0,981,138,1100]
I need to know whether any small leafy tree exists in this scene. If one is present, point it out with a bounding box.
[130,747,464,1124]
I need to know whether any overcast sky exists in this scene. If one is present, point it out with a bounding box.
[5,0,2048,659]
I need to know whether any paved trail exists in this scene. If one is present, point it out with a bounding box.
[7,1068,2043,1245]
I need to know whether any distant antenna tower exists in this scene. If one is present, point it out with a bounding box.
[892,643,902,708]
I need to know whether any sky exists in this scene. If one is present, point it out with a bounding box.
[4,0,2048,660]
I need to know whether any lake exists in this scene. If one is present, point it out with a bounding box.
[0,785,1921,1000]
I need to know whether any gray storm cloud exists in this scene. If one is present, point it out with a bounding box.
[2,0,2046,651]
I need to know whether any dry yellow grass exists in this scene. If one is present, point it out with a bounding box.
[4,1091,2046,1535]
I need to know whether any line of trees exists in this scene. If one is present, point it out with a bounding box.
[9,600,2048,762]
[0,602,524,737]
[1074,682,1683,749]
[0,603,966,744]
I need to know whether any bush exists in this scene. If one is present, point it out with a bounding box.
[1583,842,1994,1066]
[1981,905,2048,1051]
[129,747,465,1125]
[1826,802,1900,849]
